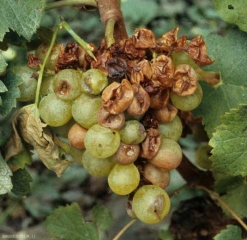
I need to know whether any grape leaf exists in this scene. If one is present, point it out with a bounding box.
[213,0,247,33]
[0,0,46,41]
[0,70,22,116]
[92,205,113,231]
[193,29,247,137]
[8,104,72,177]
[7,148,32,172]
[214,225,242,240]
[0,153,13,195]
[210,104,247,176]
[0,53,8,74]
[0,117,12,146]
[11,168,32,196]
[214,175,243,194]
[221,181,247,219]
[45,203,100,240]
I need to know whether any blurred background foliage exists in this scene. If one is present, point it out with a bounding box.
[1,0,230,239]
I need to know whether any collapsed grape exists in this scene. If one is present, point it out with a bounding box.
[26,27,213,225]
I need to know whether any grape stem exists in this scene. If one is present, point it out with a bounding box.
[45,0,97,11]
[195,185,247,232]
[34,23,59,108]
[34,21,96,108]
[105,18,116,47]
[112,219,137,240]
[98,0,128,42]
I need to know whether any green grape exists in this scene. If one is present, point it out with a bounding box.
[53,69,82,101]
[172,51,199,69]
[40,75,54,97]
[84,124,121,158]
[81,68,108,95]
[158,115,183,141]
[108,163,140,195]
[132,185,170,224]
[39,92,72,127]
[120,120,146,144]
[149,138,182,170]
[170,83,203,111]
[195,144,212,170]
[13,66,38,102]
[72,93,102,129]
[69,147,84,164]
[35,43,62,72]
[82,150,115,177]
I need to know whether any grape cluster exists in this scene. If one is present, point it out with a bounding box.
[24,27,213,224]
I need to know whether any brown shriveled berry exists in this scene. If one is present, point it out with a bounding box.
[140,128,161,159]
[113,142,140,165]
[153,103,178,123]
[127,84,150,116]
[143,162,170,189]
[172,64,198,96]
[97,106,125,130]
[132,28,156,49]
[68,123,87,149]
[151,55,174,88]
[186,36,214,66]
[150,88,170,109]
[106,57,127,78]
[102,79,134,114]
[155,27,179,53]
[130,59,152,84]
[121,38,146,60]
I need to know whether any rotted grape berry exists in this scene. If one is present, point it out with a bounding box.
[132,185,170,224]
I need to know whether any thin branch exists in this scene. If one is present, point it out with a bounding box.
[195,185,247,232]
[34,23,60,108]
[98,0,128,42]
[45,0,97,11]
[112,219,137,240]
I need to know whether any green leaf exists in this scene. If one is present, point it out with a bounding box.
[0,117,12,146]
[193,29,247,137]
[221,180,247,219]
[0,0,46,41]
[214,176,243,194]
[92,205,113,231]
[213,0,247,33]
[0,70,22,116]
[45,203,100,240]
[0,53,8,74]
[210,105,247,176]
[214,225,242,240]
[0,153,13,195]
[11,168,32,196]
[7,148,33,171]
